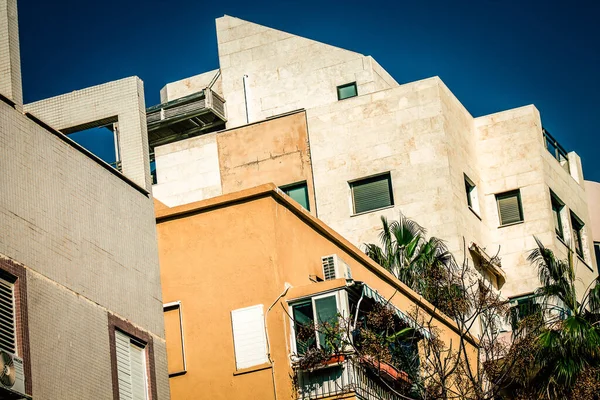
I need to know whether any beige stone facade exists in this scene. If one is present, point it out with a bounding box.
[151,16,597,304]
[0,2,169,398]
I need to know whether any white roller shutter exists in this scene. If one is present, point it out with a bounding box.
[116,330,148,400]
[231,305,268,370]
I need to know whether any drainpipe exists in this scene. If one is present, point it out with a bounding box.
[265,283,292,399]
[242,74,250,124]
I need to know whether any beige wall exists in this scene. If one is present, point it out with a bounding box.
[160,69,223,104]
[0,98,169,398]
[0,0,22,107]
[153,111,316,212]
[158,185,476,400]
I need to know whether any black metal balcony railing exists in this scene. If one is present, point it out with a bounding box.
[296,359,407,400]
[146,89,226,149]
[543,129,570,174]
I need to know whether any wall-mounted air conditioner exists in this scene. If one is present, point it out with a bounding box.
[0,348,25,396]
[321,254,352,281]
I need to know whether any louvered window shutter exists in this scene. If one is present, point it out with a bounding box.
[116,330,148,400]
[352,174,393,214]
[0,278,16,354]
[231,305,268,370]
[496,191,523,225]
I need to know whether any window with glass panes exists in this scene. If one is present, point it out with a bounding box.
[570,212,585,258]
[337,82,358,100]
[280,181,310,211]
[291,294,338,355]
[550,192,565,240]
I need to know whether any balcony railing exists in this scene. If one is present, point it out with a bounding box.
[296,359,407,400]
[543,129,570,174]
[146,89,226,149]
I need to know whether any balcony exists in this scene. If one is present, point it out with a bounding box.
[296,358,409,400]
[146,89,226,149]
[543,129,570,174]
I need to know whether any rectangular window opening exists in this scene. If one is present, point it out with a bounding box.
[550,192,565,240]
[464,175,480,215]
[350,173,394,215]
[570,212,585,259]
[337,82,358,101]
[280,181,310,211]
[291,294,339,356]
[164,302,186,377]
[115,330,149,400]
[495,190,523,226]
[594,242,600,273]
[65,122,121,171]
[509,294,542,331]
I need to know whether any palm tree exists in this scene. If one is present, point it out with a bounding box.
[526,237,600,398]
[364,214,458,316]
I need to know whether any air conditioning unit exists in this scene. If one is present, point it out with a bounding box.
[321,254,352,281]
[0,348,25,396]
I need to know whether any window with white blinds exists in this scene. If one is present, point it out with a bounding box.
[350,173,394,214]
[0,278,16,354]
[115,330,148,400]
[496,190,523,226]
[231,305,268,370]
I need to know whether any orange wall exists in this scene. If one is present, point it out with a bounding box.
[157,186,477,399]
[217,111,316,213]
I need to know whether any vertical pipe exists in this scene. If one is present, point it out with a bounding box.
[243,74,250,124]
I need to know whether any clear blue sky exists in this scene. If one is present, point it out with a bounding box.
[18,0,600,181]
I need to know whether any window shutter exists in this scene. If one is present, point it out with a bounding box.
[352,174,393,214]
[116,331,134,400]
[0,279,16,354]
[116,330,148,400]
[231,305,268,370]
[497,192,522,225]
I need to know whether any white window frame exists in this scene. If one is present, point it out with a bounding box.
[289,290,349,355]
[163,301,187,377]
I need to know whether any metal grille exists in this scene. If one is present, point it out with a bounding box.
[351,174,393,214]
[0,279,16,354]
[322,256,337,281]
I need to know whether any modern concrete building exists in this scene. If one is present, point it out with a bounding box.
[0,1,169,398]
[156,184,477,400]
[585,180,600,273]
[147,16,598,306]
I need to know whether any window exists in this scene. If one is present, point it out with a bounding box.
[115,330,149,400]
[280,181,310,211]
[594,242,600,273]
[291,294,339,355]
[570,212,585,258]
[164,301,186,377]
[509,294,541,331]
[350,173,394,214]
[464,175,479,215]
[0,277,16,354]
[336,82,357,100]
[231,305,268,370]
[550,192,565,240]
[496,190,523,226]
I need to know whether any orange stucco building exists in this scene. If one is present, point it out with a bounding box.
[156,183,477,400]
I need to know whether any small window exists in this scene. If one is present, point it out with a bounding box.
[464,175,479,215]
[115,330,149,400]
[594,242,600,273]
[0,277,16,354]
[337,82,357,100]
[280,181,310,211]
[292,294,339,355]
[509,294,541,331]
[164,302,186,377]
[496,190,523,226]
[570,212,585,258]
[231,305,268,370]
[550,192,565,240]
[350,173,394,215]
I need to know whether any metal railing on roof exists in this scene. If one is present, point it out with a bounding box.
[543,129,570,174]
[146,89,226,149]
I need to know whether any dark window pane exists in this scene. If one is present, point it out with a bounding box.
[281,182,310,211]
[351,174,393,214]
[594,243,600,273]
[551,194,564,239]
[337,82,357,100]
[293,301,315,355]
[314,296,338,350]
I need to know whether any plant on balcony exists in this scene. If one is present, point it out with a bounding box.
[364,215,467,317]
